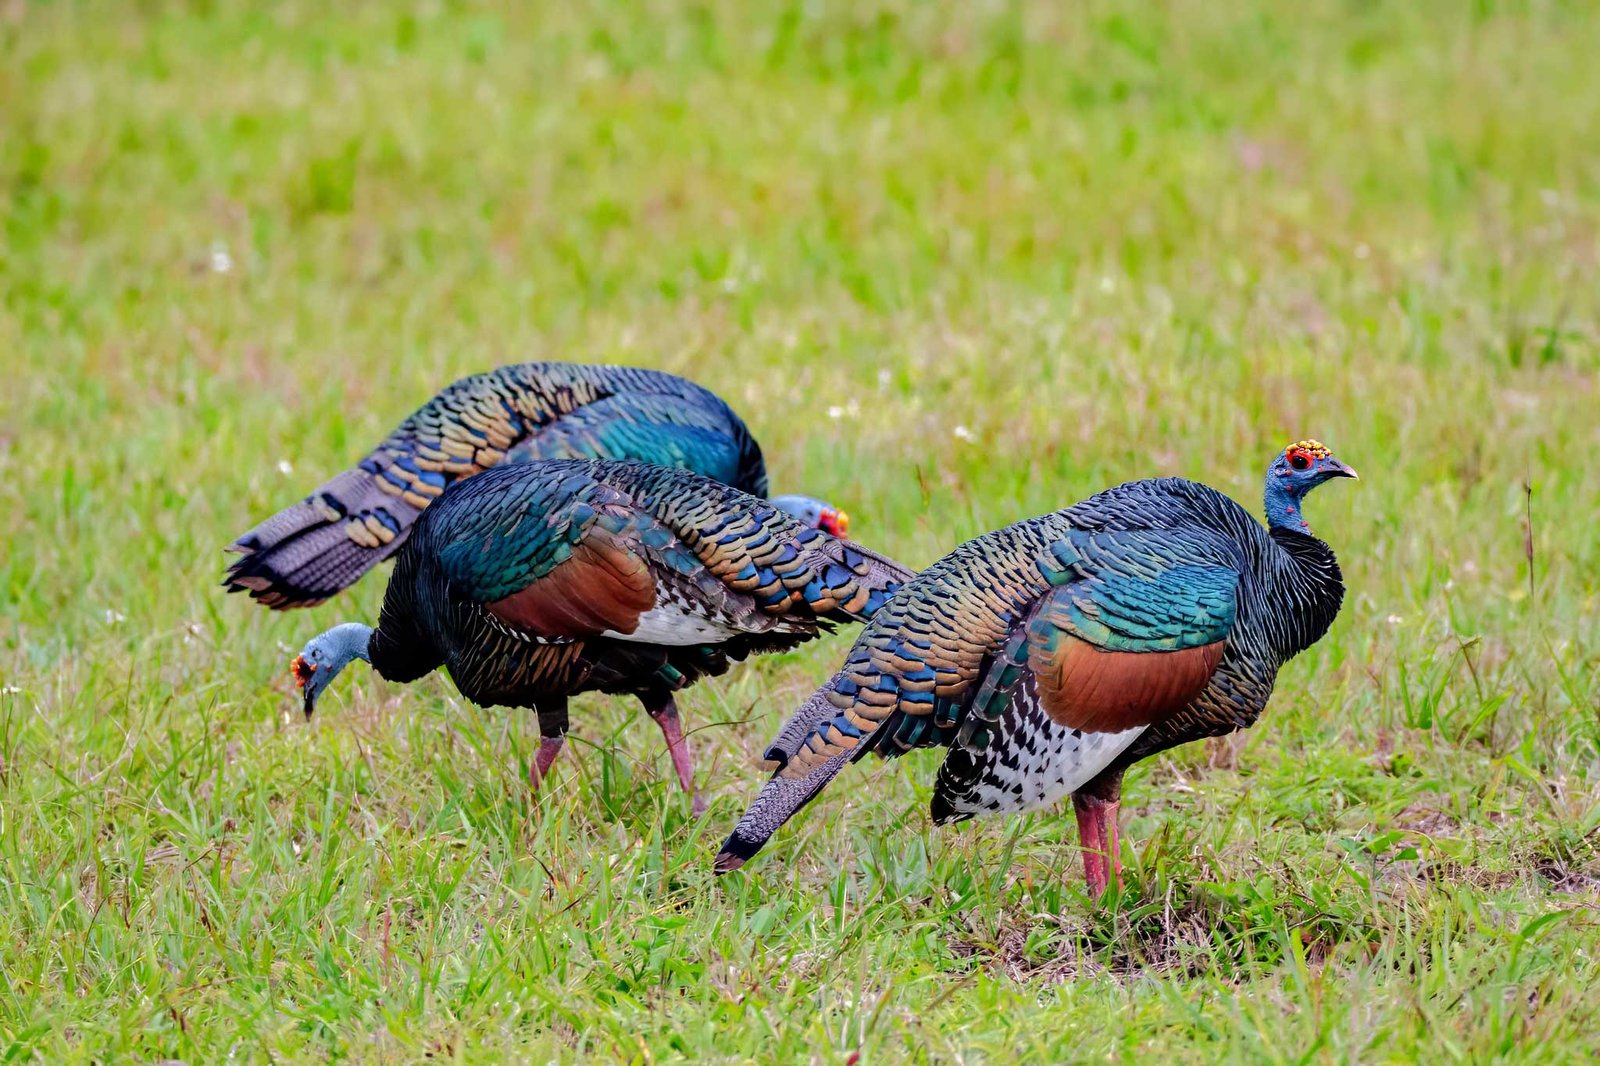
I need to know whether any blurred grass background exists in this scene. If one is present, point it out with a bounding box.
[2,0,1599,1059]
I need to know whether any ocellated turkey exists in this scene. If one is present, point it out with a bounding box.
[716,441,1357,893]
[291,459,913,814]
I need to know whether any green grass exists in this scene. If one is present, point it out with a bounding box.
[4,0,1600,1059]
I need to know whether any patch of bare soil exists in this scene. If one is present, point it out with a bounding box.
[1534,857,1600,895]
[1394,804,1461,839]
[1416,861,1521,891]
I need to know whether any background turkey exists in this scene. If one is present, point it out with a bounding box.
[225,362,849,608]
[291,459,913,814]
[717,441,1357,894]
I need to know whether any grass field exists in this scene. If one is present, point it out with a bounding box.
[4,0,1600,1059]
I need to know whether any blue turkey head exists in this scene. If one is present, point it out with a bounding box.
[292,622,373,719]
[770,494,850,537]
[1265,439,1358,533]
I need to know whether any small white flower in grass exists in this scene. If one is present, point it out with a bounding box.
[1386,614,1404,625]
[277,459,294,476]
[210,242,233,274]
[1,686,19,696]
[827,405,845,420]
[952,424,974,442]
[104,609,125,625]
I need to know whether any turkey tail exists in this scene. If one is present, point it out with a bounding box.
[715,684,857,872]
[223,466,421,608]
[223,366,532,609]
[712,537,913,871]
[754,673,851,771]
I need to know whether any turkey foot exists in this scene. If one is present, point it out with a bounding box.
[645,696,706,815]
[528,735,566,793]
[1073,789,1123,899]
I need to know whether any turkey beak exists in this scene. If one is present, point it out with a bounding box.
[292,655,318,719]
[1327,459,1360,481]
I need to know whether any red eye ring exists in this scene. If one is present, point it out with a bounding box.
[1288,451,1312,471]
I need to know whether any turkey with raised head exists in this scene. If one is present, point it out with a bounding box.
[226,362,849,608]
[716,441,1357,894]
[290,459,911,814]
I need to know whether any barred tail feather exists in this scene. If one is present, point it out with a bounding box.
[715,687,857,872]
[223,466,419,609]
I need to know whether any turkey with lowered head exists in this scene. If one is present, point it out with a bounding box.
[291,459,911,815]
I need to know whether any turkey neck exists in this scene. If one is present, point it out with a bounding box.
[362,622,439,685]
[1265,526,1345,661]
[367,563,445,685]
